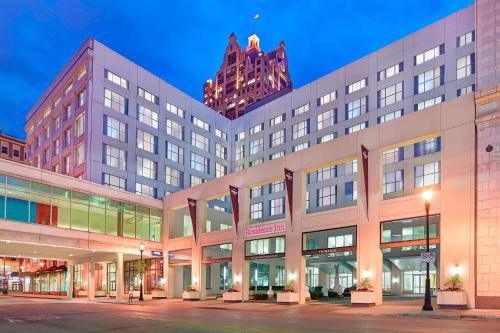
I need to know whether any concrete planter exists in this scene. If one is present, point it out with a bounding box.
[277,292,299,304]
[130,290,140,298]
[152,290,167,299]
[182,291,200,301]
[437,290,468,309]
[95,290,106,297]
[77,290,88,297]
[109,290,116,297]
[351,291,376,307]
[223,291,242,302]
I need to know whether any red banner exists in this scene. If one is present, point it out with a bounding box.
[361,145,369,217]
[284,168,294,225]
[187,198,197,243]
[229,185,239,234]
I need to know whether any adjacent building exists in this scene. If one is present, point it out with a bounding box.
[0,131,26,164]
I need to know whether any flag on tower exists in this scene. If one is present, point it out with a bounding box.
[253,14,260,20]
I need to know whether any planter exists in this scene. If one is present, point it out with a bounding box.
[152,290,167,299]
[95,290,106,297]
[277,292,299,304]
[437,290,468,309]
[109,290,116,297]
[77,290,88,297]
[351,291,376,307]
[305,290,311,301]
[223,291,242,302]
[182,291,200,301]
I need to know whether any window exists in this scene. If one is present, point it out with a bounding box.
[75,143,84,166]
[235,145,245,161]
[103,144,126,170]
[270,129,285,147]
[249,158,263,167]
[270,198,284,216]
[415,95,444,111]
[191,116,210,131]
[378,82,403,108]
[415,44,444,65]
[191,131,209,152]
[166,119,183,140]
[215,129,227,141]
[457,84,475,96]
[292,119,309,139]
[457,31,474,47]
[166,102,185,118]
[270,180,285,193]
[378,62,403,81]
[415,161,440,187]
[104,115,127,142]
[345,97,367,120]
[269,113,286,127]
[270,151,285,160]
[292,103,309,117]
[383,147,404,164]
[190,152,209,174]
[414,137,441,157]
[135,183,156,199]
[137,105,158,129]
[317,133,336,144]
[77,67,87,80]
[215,163,227,178]
[137,130,157,153]
[457,54,474,79]
[102,173,126,190]
[64,128,71,147]
[383,170,404,194]
[345,160,358,174]
[317,165,336,181]
[250,186,263,198]
[65,105,72,120]
[137,156,157,179]
[250,202,263,220]
[345,181,357,201]
[250,138,264,155]
[317,186,336,207]
[104,89,128,114]
[293,142,310,151]
[53,116,60,131]
[235,131,245,142]
[416,66,443,94]
[165,166,183,187]
[317,109,337,130]
[63,155,71,173]
[190,175,205,187]
[78,89,86,107]
[346,78,367,94]
[53,139,60,155]
[105,70,128,89]
[166,142,184,164]
[345,121,368,134]
[138,87,159,105]
[250,123,264,135]
[215,143,227,160]
[317,91,337,106]
[378,110,403,124]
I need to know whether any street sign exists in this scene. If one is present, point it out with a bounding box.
[421,252,436,263]
[151,250,163,257]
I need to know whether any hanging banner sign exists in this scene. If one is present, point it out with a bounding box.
[361,145,369,217]
[284,168,294,225]
[187,198,197,244]
[229,185,239,233]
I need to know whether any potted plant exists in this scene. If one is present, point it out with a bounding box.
[76,285,88,297]
[223,286,242,302]
[277,282,299,304]
[437,275,467,309]
[182,284,200,301]
[351,278,376,306]
[151,286,167,299]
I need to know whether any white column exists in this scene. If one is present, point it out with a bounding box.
[88,262,95,301]
[66,262,73,299]
[116,253,124,303]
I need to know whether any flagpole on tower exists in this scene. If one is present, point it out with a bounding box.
[253,13,260,34]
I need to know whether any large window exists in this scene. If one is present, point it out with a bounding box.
[317,185,336,207]
[105,69,129,89]
[317,109,336,130]
[102,173,126,190]
[138,87,159,105]
[137,130,157,154]
[345,96,367,120]
[137,157,157,180]
[166,119,183,140]
[317,91,337,106]
[415,161,440,187]
[292,119,309,139]
[166,142,184,164]
[270,197,284,216]
[292,103,309,117]
[270,129,285,147]
[104,115,127,142]
[378,82,403,108]
[165,166,183,187]
[378,62,403,81]
[191,131,209,152]
[346,78,367,94]
[104,144,126,170]
[457,54,474,80]
[383,170,404,194]
[416,66,443,94]
[191,116,210,131]
[414,137,440,157]
[381,215,439,243]
[249,138,263,155]
[190,152,209,174]
[166,102,185,118]
[104,89,127,114]
[137,105,159,129]
[415,44,444,65]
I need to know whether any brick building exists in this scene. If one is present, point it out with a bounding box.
[0,131,26,163]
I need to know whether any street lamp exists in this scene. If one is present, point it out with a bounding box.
[139,242,145,302]
[422,190,433,311]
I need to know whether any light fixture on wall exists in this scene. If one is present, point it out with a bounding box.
[451,264,462,276]
[288,272,296,282]
[234,274,241,284]
[392,277,400,284]
[362,269,372,279]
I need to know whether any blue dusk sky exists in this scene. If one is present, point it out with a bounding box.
[0,0,473,139]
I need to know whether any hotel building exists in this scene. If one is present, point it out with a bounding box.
[5,0,499,308]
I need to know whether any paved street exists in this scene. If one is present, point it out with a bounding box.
[0,297,499,333]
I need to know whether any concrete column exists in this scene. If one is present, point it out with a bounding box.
[116,253,124,303]
[66,263,74,299]
[193,200,205,299]
[232,185,248,300]
[88,262,95,301]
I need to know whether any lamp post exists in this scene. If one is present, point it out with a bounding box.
[422,190,433,311]
[139,242,145,302]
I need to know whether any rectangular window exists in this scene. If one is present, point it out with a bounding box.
[137,104,158,129]
[249,158,263,167]
[269,113,286,127]
[250,202,263,220]
[457,54,474,79]
[378,82,403,108]
[292,119,309,139]
[250,186,263,198]
[137,156,157,179]
[165,166,183,187]
[102,173,126,190]
[317,165,337,181]
[378,110,403,124]
[415,161,440,187]
[191,152,209,174]
[104,115,127,142]
[415,44,444,65]
[104,88,128,114]
[215,163,227,178]
[293,142,310,151]
[166,102,185,118]
[457,31,474,47]
[378,62,403,81]
[416,66,443,94]
[457,84,475,96]
[191,131,210,152]
[270,197,284,216]
[75,143,84,166]
[215,143,227,160]
[345,121,368,134]
[383,147,404,164]
[317,186,336,207]
[346,78,367,94]
[235,145,245,161]
[270,129,285,147]
[190,175,205,187]
[383,170,404,194]
[317,91,337,106]
[270,151,285,160]
[215,129,228,141]
[345,181,357,202]
[292,103,309,117]
[74,113,85,138]
[270,180,285,193]
[137,130,157,154]
[77,67,86,80]
[138,87,159,105]
[166,119,183,140]
[53,139,60,156]
[64,128,71,147]
[345,96,367,120]
[317,109,337,130]
[135,183,156,199]
[104,144,126,170]
[317,133,336,144]
[78,89,86,107]
[105,70,129,89]
[166,141,184,164]
[250,123,264,135]
[249,138,264,155]
[191,115,210,131]
[344,159,358,175]
[235,131,245,142]
[415,95,444,111]
[414,137,441,157]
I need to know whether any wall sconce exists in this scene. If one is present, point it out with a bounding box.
[392,277,400,284]
[362,269,372,279]
[234,274,241,284]
[193,277,199,285]
[451,264,462,276]
[288,272,296,282]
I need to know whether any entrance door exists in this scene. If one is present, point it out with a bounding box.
[413,274,425,294]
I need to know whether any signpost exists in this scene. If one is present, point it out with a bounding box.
[421,252,436,263]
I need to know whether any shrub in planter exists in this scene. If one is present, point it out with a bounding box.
[443,275,462,291]
[254,293,269,300]
[328,290,339,298]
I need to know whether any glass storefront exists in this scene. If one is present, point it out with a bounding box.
[169,249,192,298]
[124,258,163,294]
[202,243,232,295]
[204,195,233,233]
